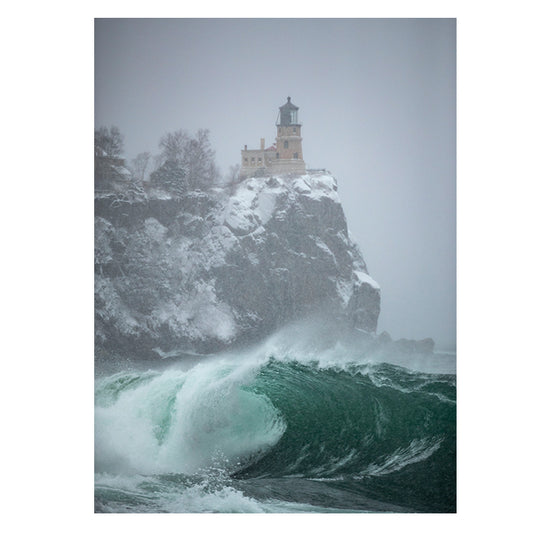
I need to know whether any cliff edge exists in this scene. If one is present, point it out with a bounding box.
[95,171,380,360]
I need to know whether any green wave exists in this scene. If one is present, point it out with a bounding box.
[95,357,456,512]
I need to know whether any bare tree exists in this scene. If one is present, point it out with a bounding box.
[187,129,219,188]
[157,129,220,190]
[130,152,152,182]
[224,163,242,192]
[158,130,188,162]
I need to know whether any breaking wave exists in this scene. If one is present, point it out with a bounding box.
[95,338,456,512]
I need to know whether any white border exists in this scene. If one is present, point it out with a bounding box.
[3,2,532,532]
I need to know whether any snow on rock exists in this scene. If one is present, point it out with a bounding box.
[310,235,337,264]
[154,281,236,342]
[292,176,312,195]
[94,170,380,360]
[200,225,239,269]
[95,277,140,340]
[144,217,167,243]
[255,189,277,224]
[306,173,339,201]
[223,183,259,235]
[336,279,354,307]
[354,270,381,290]
[223,174,339,236]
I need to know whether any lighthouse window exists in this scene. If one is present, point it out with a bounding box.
[293,153,298,159]
[284,141,289,149]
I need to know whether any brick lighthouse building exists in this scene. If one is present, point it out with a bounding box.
[240,97,306,178]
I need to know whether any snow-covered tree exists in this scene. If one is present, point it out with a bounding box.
[95,126,129,190]
[95,126,124,158]
[149,159,187,197]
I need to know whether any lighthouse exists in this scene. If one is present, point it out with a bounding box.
[240,96,306,178]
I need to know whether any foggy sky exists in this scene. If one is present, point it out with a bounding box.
[95,18,456,346]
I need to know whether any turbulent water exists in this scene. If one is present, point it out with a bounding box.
[95,335,456,513]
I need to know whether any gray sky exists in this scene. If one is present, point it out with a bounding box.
[95,18,456,346]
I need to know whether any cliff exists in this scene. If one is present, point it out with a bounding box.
[94,171,381,361]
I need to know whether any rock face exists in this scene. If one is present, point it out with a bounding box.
[95,172,380,360]
[375,332,435,355]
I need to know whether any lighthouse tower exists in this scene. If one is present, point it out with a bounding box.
[270,96,306,175]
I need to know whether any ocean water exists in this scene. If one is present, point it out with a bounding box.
[95,336,456,513]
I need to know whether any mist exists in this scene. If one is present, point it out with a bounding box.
[95,18,456,346]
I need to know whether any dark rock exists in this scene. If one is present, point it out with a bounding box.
[389,337,435,355]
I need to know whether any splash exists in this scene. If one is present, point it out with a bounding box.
[95,359,286,475]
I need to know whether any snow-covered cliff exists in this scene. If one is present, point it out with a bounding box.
[95,171,380,360]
